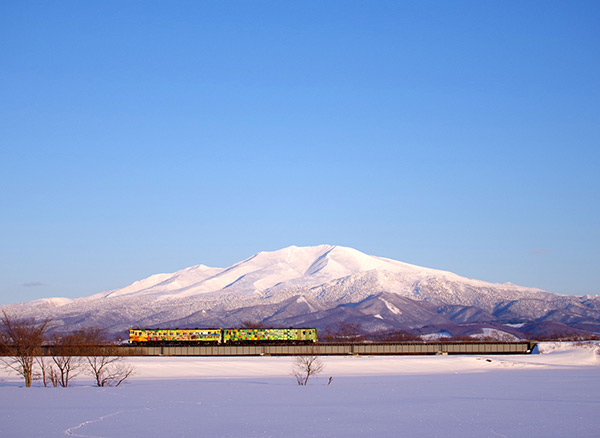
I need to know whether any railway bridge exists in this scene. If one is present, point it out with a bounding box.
[119,341,535,357]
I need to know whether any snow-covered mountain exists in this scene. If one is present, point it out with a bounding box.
[2,245,599,338]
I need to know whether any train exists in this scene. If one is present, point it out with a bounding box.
[129,327,318,345]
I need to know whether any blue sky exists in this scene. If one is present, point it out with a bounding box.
[1,1,599,304]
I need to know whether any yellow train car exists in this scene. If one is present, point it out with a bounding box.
[129,328,222,345]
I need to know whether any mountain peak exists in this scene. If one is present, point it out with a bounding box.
[3,244,599,338]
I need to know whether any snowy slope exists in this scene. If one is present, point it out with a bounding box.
[77,244,549,302]
[1,245,599,336]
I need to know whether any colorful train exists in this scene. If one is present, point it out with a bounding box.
[129,328,318,345]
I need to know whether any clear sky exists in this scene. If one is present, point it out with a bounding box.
[1,1,599,304]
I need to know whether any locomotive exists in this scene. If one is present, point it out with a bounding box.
[129,327,318,345]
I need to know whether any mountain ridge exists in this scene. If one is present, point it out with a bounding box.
[2,245,598,339]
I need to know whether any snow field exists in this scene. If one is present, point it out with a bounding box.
[1,343,599,437]
[123,341,599,380]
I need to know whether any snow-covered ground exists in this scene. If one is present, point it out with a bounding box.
[1,343,599,437]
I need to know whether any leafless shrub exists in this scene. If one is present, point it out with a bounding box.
[50,327,135,387]
[48,327,108,387]
[35,359,60,388]
[49,366,60,387]
[87,345,135,387]
[292,355,324,386]
[0,311,51,387]
[49,332,87,387]
[96,361,135,387]
[35,356,56,387]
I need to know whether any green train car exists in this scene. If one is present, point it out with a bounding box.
[129,327,318,345]
[223,328,317,344]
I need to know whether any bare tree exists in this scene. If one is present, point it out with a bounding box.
[74,327,136,387]
[0,311,51,387]
[292,355,324,386]
[48,365,60,387]
[88,356,135,387]
[35,356,55,387]
[86,344,135,387]
[42,327,136,388]
[49,332,87,387]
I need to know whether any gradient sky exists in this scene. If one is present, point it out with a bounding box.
[1,1,599,304]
